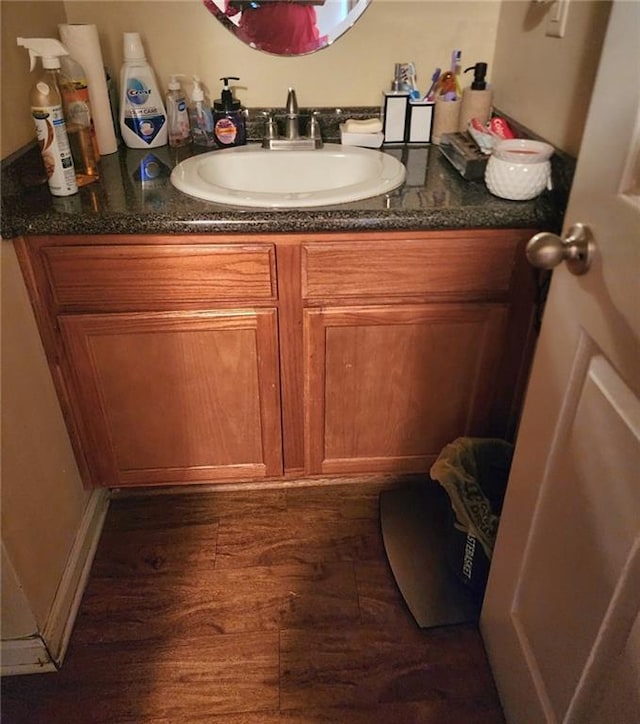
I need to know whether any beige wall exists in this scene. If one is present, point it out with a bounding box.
[1,542,39,638]
[1,242,89,628]
[0,1,613,160]
[492,0,612,156]
[63,1,500,107]
[0,1,68,158]
[1,0,88,638]
[1,0,502,157]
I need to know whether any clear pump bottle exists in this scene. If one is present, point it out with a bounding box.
[166,74,191,147]
[188,77,215,147]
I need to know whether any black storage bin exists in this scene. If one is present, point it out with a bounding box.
[430,437,514,599]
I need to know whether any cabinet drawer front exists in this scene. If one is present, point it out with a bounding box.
[42,244,276,309]
[302,234,521,300]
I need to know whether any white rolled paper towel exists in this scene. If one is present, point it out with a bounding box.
[59,24,118,155]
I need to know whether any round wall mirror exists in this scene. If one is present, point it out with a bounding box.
[203,0,371,56]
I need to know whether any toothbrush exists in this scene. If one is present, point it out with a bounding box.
[423,67,441,101]
[407,62,421,99]
[451,49,462,98]
[399,62,420,97]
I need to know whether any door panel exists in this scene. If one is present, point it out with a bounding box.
[305,304,508,474]
[60,309,283,486]
[514,345,640,721]
[481,2,640,721]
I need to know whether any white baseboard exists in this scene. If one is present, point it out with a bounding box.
[2,488,109,676]
[42,488,110,667]
[0,637,56,676]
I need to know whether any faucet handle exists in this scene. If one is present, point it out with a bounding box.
[261,112,278,141]
[309,111,322,140]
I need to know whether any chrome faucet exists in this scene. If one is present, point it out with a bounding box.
[262,88,323,150]
[285,88,300,140]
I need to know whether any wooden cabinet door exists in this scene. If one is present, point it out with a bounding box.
[305,303,508,475]
[59,309,283,487]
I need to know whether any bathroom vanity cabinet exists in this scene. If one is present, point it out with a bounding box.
[15,229,538,489]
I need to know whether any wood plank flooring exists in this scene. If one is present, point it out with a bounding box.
[1,478,505,723]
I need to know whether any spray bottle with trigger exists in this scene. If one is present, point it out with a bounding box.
[17,37,78,196]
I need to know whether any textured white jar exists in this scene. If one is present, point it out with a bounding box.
[485,139,554,201]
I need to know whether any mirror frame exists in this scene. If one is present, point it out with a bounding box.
[203,0,372,57]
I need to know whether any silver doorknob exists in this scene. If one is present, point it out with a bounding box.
[526,223,595,276]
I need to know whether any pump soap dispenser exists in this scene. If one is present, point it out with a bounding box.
[458,62,493,133]
[188,76,215,147]
[166,74,191,147]
[213,77,246,148]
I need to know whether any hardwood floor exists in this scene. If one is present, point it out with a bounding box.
[1,479,505,723]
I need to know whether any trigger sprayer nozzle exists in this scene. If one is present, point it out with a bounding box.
[17,37,69,71]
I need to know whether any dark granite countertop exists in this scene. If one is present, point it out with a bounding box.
[1,108,573,240]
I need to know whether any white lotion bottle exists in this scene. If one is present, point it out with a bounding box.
[119,32,167,148]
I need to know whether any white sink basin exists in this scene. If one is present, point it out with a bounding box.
[170,143,406,208]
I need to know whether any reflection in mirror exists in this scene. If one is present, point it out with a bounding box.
[203,0,371,57]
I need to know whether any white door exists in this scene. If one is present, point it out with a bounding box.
[480,2,640,723]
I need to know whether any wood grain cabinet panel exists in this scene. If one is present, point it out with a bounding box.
[304,304,509,475]
[42,244,276,310]
[59,309,283,487]
[302,232,519,301]
[17,230,537,489]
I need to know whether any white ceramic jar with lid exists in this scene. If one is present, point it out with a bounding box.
[485,139,554,200]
